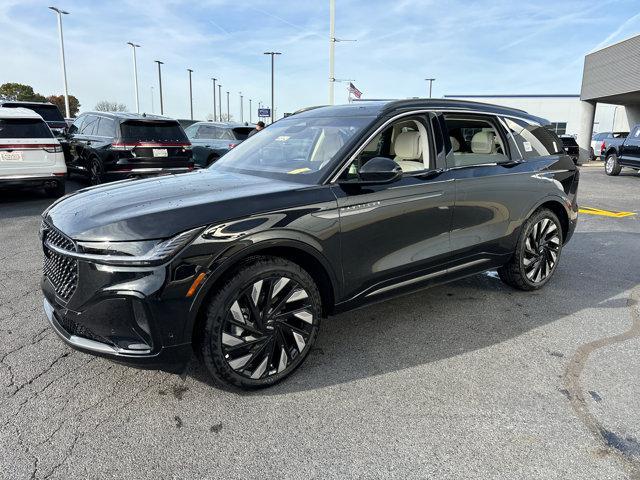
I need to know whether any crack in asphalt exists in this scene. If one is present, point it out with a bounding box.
[564,286,640,479]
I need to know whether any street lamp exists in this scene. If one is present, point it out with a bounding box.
[239,91,243,123]
[127,42,141,113]
[211,78,217,122]
[226,91,230,122]
[249,99,252,123]
[155,60,164,115]
[150,85,154,113]
[218,84,222,121]
[48,6,70,118]
[263,51,282,124]
[425,78,435,98]
[187,68,194,120]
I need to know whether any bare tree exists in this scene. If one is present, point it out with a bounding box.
[219,113,234,122]
[95,100,128,112]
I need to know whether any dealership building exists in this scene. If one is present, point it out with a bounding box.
[443,95,627,138]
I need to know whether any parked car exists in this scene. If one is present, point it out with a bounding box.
[0,101,68,137]
[184,121,255,167]
[0,107,66,197]
[591,131,628,160]
[603,124,640,175]
[559,135,579,164]
[65,112,194,184]
[40,99,578,389]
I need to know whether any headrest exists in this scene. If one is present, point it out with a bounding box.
[449,136,460,152]
[394,131,422,160]
[471,130,496,154]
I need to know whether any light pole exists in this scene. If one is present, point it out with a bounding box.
[211,78,217,122]
[150,85,154,113]
[218,84,222,121]
[249,99,252,123]
[49,7,70,118]
[187,69,194,120]
[263,52,281,124]
[239,91,243,123]
[425,78,435,98]
[127,42,141,113]
[155,60,164,115]
[226,91,230,121]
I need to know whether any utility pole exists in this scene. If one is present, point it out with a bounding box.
[155,60,164,115]
[329,0,335,105]
[218,84,222,121]
[150,85,154,113]
[263,51,281,124]
[211,78,217,122]
[425,78,435,98]
[187,69,194,120]
[249,99,252,123]
[49,7,70,118]
[239,92,243,123]
[226,91,230,122]
[127,42,141,113]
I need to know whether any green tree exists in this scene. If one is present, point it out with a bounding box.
[0,82,47,102]
[48,95,80,117]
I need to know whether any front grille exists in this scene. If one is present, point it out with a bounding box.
[55,313,107,344]
[42,222,78,302]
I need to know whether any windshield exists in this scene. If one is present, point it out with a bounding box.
[119,120,188,142]
[209,115,373,183]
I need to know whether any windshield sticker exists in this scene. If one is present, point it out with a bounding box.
[288,167,311,174]
[275,135,290,142]
[523,141,533,152]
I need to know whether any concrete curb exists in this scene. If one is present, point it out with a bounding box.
[578,161,604,168]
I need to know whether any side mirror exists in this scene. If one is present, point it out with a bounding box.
[356,157,402,185]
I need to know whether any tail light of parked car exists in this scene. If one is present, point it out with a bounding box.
[111,142,192,151]
[228,143,238,149]
[43,144,63,153]
[600,140,606,155]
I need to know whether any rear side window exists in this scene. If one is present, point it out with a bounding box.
[502,117,563,159]
[120,120,188,142]
[232,127,254,140]
[96,117,115,137]
[194,125,219,139]
[0,119,53,138]
[444,115,508,167]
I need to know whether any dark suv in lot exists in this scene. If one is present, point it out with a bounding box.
[184,121,255,167]
[41,99,579,389]
[0,101,68,136]
[66,112,194,184]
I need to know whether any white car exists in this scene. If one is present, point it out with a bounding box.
[0,107,66,197]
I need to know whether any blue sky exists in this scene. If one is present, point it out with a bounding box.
[1,0,639,120]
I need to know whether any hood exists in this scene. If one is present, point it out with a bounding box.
[44,170,306,241]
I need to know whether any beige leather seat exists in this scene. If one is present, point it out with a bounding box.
[471,130,497,154]
[393,131,424,172]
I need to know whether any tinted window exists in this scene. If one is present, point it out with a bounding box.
[232,127,254,140]
[0,119,53,138]
[120,120,188,142]
[3,103,64,122]
[503,117,563,159]
[444,115,508,167]
[194,124,219,139]
[80,115,99,135]
[68,115,85,134]
[96,117,115,137]
[560,137,578,147]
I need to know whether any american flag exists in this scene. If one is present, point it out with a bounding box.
[348,82,362,99]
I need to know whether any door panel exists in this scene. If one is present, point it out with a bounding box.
[333,174,455,300]
[620,127,640,167]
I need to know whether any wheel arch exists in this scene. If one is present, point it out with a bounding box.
[525,197,570,244]
[187,239,339,347]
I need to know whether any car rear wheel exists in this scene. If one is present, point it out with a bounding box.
[498,208,563,291]
[605,153,622,176]
[89,157,103,185]
[199,256,322,389]
[206,153,220,166]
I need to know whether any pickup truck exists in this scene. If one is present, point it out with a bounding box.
[604,124,640,175]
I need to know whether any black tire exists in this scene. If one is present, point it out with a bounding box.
[199,256,322,389]
[605,153,622,176]
[89,157,104,185]
[206,154,220,166]
[498,208,563,291]
[44,181,66,198]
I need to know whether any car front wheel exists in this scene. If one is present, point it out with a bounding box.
[498,208,563,291]
[605,154,622,176]
[199,256,322,389]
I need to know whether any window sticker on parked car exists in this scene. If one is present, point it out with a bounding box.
[275,136,290,142]
[288,167,311,174]
[523,141,533,152]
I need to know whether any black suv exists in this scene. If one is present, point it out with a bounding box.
[0,101,68,136]
[41,99,579,389]
[66,112,194,184]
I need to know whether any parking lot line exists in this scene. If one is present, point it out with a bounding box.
[579,206,636,218]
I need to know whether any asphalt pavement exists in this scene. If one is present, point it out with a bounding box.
[1,166,639,479]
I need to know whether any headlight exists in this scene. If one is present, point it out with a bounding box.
[59,228,203,266]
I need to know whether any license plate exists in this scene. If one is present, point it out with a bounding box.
[153,148,168,157]
[1,151,23,162]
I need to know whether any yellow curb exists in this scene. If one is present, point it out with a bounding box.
[579,206,636,218]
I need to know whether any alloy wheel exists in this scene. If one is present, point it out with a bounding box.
[90,161,102,185]
[221,276,315,380]
[522,218,560,283]
[606,157,614,174]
